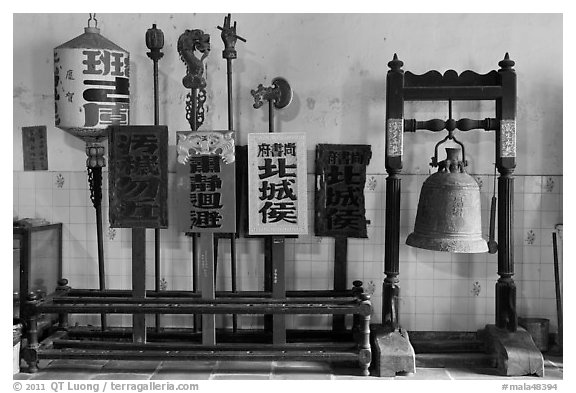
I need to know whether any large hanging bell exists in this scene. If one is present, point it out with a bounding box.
[406,147,488,253]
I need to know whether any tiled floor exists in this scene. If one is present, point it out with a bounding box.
[14,356,563,380]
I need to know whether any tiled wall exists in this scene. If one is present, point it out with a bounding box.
[13,170,563,332]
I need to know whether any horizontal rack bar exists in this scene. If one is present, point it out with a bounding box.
[35,302,371,316]
[65,289,354,298]
[52,339,358,352]
[36,348,360,362]
[65,327,355,343]
[50,296,356,305]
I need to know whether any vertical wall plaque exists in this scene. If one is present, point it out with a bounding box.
[386,118,404,157]
[176,131,236,233]
[22,126,48,171]
[248,133,308,236]
[500,119,517,158]
[108,125,168,228]
[314,144,372,238]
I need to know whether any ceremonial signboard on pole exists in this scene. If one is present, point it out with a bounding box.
[108,125,168,228]
[314,144,372,238]
[176,130,236,233]
[247,132,308,236]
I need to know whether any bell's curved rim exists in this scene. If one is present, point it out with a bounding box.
[406,232,489,253]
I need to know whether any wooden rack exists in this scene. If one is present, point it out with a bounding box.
[22,281,372,375]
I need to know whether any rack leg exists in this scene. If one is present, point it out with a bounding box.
[359,312,372,376]
[23,293,40,373]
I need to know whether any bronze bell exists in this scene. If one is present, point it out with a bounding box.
[406,147,488,253]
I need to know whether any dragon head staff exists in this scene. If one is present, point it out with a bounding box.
[177,29,211,58]
[178,29,211,90]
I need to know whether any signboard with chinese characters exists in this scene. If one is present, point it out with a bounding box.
[314,144,372,238]
[176,131,236,233]
[108,125,168,228]
[248,133,308,235]
[22,126,48,171]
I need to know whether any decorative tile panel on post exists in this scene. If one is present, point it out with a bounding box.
[108,125,168,228]
[176,131,236,233]
[248,133,308,235]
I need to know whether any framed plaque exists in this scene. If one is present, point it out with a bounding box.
[176,131,236,233]
[314,144,372,238]
[108,125,168,228]
[247,132,308,236]
[22,126,48,171]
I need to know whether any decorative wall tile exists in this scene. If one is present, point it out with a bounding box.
[525,229,536,245]
[471,281,481,296]
[55,173,65,188]
[544,176,555,193]
[107,227,117,241]
[366,175,377,191]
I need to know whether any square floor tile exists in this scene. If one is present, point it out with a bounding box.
[215,361,272,374]
[394,368,451,380]
[211,374,270,380]
[91,373,152,380]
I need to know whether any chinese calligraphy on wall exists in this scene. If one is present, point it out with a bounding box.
[22,126,48,171]
[248,133,308,235]
[108,126,168,228]
[315,144,372,238]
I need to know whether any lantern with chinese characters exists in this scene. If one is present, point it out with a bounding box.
[54,15,130,142]
[52,15,129,330]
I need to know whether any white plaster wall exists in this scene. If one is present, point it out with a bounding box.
[13,13,562,175]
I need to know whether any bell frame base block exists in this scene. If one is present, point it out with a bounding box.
[484,324,544,377]
[370,325,415,377]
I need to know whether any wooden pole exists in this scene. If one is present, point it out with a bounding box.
[146,23,165,333]
[552,232,562,349]
[332,237,347,331]
[132,228,147,344]
[199,233,216,345]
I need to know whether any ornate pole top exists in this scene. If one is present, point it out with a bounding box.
[251,77,293,110]
[388,53,404,71]
[498,52,515,70]
[218,13,246,60]
[178,29,211,90]
[146,23,165,62]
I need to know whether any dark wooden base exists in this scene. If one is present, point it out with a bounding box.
[370,325,415,377]
[484,324,544,377]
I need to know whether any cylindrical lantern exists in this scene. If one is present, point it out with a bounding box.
[54,20,130,143]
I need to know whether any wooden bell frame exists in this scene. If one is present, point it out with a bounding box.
[383,53,518,332]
